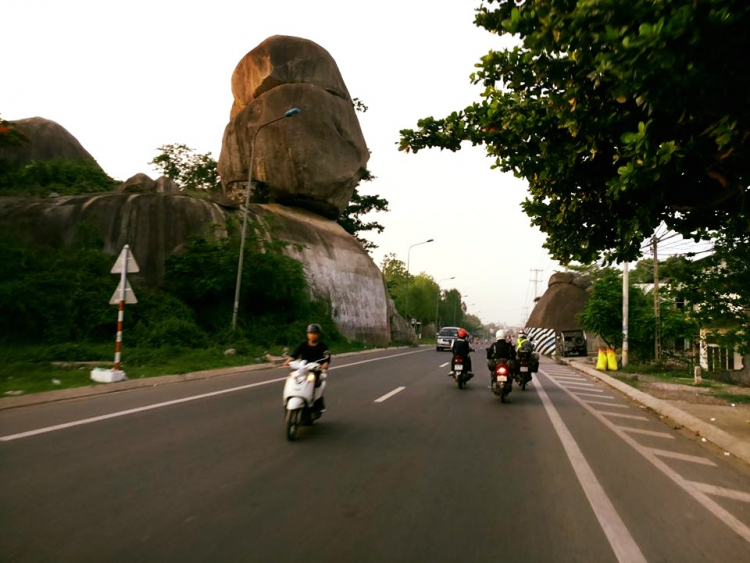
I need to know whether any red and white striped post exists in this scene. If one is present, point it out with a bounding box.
[113,246,128,371]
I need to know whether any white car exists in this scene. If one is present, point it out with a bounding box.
[436,326,460,351]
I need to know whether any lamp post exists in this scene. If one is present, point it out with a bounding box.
[435,276,455,331]
[404,238,434,321]
[232,107,301,331]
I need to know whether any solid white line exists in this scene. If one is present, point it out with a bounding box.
[535,376,648,563]
[540,368,750,544]
[439,362,450,368]
[599,412,649,422]
[586,401,630,409]
[647,448,717,467]
[617,427,675,439]
[688,482,750,503]
[374,386,406,403]
[0,377,287,442]
[0,349,430,442]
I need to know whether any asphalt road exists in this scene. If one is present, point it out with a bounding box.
[1,347,749,563]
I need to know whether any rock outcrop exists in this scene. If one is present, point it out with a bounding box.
[118,173,180,195]
[527,272,590,331]
[0,117,101,168]
[0,193,227,286]
[218,36,369,219]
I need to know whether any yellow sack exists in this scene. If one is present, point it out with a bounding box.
[607,348,618,371]
[596,349,607,370]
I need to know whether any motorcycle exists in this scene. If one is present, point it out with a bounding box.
[491,359,513,402]
[515,350,533,390]
[283,360,327,441]
[451,355,472,389]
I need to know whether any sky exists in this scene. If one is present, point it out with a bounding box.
[2,0,564,326]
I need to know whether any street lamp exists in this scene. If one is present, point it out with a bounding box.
[405,238,434,320]
[232,107,301,330]
[435,276,455,331]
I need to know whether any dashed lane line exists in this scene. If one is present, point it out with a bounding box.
[374,386,406,403]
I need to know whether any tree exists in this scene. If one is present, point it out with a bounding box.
[151,144,221,192]
[336,170,389,251]
[399,0,750,264]
[665,228,750,354]
[578,268,654,358]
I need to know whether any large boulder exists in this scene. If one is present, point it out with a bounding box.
[527,272,590,332]
[218,36,369,220]
[244,204,390,346]
[0,193,227,286]
[117,174,180,195]
[229,35,351,119]
[0,117,101,168]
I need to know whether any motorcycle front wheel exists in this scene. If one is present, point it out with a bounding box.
[285,409,301,441]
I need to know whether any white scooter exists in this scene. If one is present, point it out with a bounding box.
[283,360,327,441]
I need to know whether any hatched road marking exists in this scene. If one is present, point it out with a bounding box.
[646,448,717,467]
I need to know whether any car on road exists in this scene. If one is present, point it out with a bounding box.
[556,330,588,357]
[436,326,460,351]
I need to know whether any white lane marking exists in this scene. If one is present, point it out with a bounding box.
[536,376,648,563]
[647,449,717,467]
[563,384,602,392]
[374,386,406,403]
[599,412,649,422]
[558,380,595,386]
[439,362,450,368]
[540,368,750,544]
[687,482,750,503]
[551,374,587,380]
[618,427,675,439]
[1,349,430,442]
[574,392,616,399]
[0,377,287,442]
[586,401,630,409]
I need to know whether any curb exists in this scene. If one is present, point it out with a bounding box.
[0,345,423,411]
[562,359,750,466]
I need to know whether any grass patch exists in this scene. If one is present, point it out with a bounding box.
[0,339,380,397]
[715,393,750,405]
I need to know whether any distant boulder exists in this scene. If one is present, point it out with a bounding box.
[118,174,181,195]
[0,117,101,169]
[527,272,590,332]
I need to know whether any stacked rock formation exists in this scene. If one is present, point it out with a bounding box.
[526,272,591,332]
[218,35,370,219]
[0,117,101,167]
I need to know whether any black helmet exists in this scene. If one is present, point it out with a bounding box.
[306,323,322,334]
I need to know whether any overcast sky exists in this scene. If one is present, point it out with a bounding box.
[3,0,564,326]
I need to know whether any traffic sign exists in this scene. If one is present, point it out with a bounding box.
[109,278,138,304]
[111,244,140,274]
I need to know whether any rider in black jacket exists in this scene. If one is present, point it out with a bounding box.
[486,329,516,386]
[450,328,474,379]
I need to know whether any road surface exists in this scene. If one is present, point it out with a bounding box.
[1,347,749,562]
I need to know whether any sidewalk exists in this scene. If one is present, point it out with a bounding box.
[0,345,421,411]
[562,357,750,466]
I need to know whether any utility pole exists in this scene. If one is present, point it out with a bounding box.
[530,268,543,300]
[653,235,661,363]
[622,262,629,367]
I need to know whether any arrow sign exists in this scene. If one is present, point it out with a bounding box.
[109,278,138,305]
[111,245,140,274]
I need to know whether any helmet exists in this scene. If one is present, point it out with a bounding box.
[457,328,469,339]
[496,329,506,340]
[306,323,322,334]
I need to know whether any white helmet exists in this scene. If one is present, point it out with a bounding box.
[496,329,506,340]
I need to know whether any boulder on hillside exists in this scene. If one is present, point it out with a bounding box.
[118,174,181,195]
[0,117,101,168]
[229,35,351,119]
[218,36,369,220]
[526,272,590,332]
